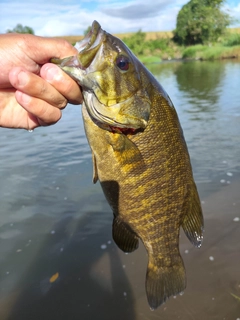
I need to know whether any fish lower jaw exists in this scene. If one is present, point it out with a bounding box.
[109,126,137,134]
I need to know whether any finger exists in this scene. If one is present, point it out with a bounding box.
[26,36,79,64]
[9,67,67,109]
[40,63,83,105]
[15,91,62,127]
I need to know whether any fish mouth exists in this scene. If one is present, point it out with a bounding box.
[51,20,105,70]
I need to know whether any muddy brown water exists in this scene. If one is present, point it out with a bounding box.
[0,59,240,319]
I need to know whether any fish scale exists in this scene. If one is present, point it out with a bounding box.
[51,20,204,310]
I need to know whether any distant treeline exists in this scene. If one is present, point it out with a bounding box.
[6,0,240,62]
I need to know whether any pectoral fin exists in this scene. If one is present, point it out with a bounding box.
[92,153,98,184]
[105,132,145,170]
[112,216,139,253]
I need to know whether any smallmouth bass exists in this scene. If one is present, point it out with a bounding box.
[52,20,204,309]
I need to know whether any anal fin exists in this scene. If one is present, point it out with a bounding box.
[182,183,204,248]
[112,216,139,253]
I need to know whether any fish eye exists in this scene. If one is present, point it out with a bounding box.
[116,55,130,71]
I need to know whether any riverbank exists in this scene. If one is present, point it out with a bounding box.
[138,45,240,64]
[59,27,240,63]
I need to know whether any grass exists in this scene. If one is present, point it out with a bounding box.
[231,293,240,302]
[138,55,162,64]
[58,27,240,62]
[182,44,240,60]
[115,30,174,40]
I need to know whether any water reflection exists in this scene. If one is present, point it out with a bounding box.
[149,60,240,187]
[174,60,225,107]
[0,193,136,320]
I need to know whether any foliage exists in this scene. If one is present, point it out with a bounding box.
[6,23,34,34]
[83,26,91,36]
[173,0,232,45]
[122,31,183,60]
[146,38,170,51]
[138,55,162,64]
[182,45,208,58]
[182,43,240,60]
[223,32,240,46]
[60,27,240,63]
[122,30,147,56]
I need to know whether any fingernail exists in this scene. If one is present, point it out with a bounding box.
[17,71,28,86]
[45,65,61,81]
[20,92,31,104]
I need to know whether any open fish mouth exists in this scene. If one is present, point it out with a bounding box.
[51,20,105,70]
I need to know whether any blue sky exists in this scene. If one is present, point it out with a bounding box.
[0,0,239,36]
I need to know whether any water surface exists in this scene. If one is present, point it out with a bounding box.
[0,59,240,319]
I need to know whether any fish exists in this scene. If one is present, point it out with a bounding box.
[51,20,204,309]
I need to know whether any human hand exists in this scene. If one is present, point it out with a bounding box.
[0,33,82,129]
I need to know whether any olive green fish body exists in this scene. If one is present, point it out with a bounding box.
[52,21,203,309]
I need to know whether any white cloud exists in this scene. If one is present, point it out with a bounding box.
[0,0,239,37]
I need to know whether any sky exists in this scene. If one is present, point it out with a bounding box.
[0,0,239,36]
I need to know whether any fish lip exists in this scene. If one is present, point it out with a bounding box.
[73,20,105,69]
[51,21,104,71]
[75,20,102,54]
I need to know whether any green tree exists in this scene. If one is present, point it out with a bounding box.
[6,23,34,34]
[173,0,232,45]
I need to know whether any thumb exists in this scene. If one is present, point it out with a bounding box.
[27,35,78,65]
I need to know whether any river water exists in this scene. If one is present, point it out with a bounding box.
[0,59,240,319]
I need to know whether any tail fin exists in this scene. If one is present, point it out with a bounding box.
[145,257,186,310]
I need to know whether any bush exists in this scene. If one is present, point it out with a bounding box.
[146,38,170,51]
[223,33,240,46]
[123,30,147,56]
[182,45,207,58]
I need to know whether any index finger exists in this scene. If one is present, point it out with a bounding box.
[40,63,83,105]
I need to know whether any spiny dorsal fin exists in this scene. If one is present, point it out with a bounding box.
[112,216,139,253]
[182,183,204,248]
